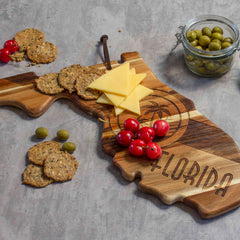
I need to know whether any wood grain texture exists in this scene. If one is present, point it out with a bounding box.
[0,52,239,219]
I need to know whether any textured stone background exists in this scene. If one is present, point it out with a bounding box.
[0,0,240,239]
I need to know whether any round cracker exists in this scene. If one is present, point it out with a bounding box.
[14,28,44,52]
[75,67,106,100]
[22,164,54,188]
[36,73,64,95]
[44,151,79,182]
[28,141,62,166]
[58,64,86,93]
[26,42,57,64]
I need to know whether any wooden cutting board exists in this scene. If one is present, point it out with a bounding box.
[1,51,240,219]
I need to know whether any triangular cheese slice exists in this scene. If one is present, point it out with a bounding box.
[136,84,153,99]
[127,72,146,94]
[88,62,130,96]
[105,72,146,106]
[96,94,113,105]
[119,87,140,115]
[115,106,125,115]
[114,85,153,116]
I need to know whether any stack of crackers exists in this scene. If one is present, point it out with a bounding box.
[22,141,79,188]
[35,64,106,100]
[10,28,57,64]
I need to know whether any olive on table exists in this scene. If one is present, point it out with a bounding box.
[62,142,76,153]
[212,26,223,34]
[35,127,48,139]
[202,27,212,37]
[199,35,211,47]
[57,129,70,141]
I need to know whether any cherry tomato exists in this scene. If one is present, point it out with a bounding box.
[137,127,155,143]
[145,142,162,160]
[117,130,134,147]
[0,48,11,63]
[3,40,19,53]
[129,139,146,157]
[124,118,140,133]
[153,120,169,137]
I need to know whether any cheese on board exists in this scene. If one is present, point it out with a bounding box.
[114,85,153,115]
[104,71,146,106]
[119,87,140,115]
[96,94,113,105]
[88,62,130,96]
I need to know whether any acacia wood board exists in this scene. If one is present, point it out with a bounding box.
[1,51,240,219]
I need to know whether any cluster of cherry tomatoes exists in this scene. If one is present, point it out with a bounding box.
[0,40,19,63]
[116,118,169,160]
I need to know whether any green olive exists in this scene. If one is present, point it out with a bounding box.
[208,42,221,51]
[205,48,210,51]
[62,142,76,153]
[223,37,233,43]
[57,129,70,141]
[195,45,203,50]
[221,41,232,49]
[212,26,223,34]
[187,31,197,41]
[196,67,207,75]
[186,54,194,61]
[211,39,222,45]
[205,62,219,71]
[194,59,203,67]
[194,29,202,39]
[199,35,211,47]
[190,40,198,46]
[216,65,229,75]
[35,127,48,139]
[202,27,212,37]
[211,32,223,41]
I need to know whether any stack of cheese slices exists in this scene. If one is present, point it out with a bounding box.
[88,62,153,116]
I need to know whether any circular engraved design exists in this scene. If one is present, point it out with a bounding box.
[115,88,190,148]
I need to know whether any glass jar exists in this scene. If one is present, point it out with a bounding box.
[181,15,240,77]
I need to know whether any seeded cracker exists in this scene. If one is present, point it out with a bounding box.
[26,42,57,64]
[75,66,106,100]
[9,51,25,62]
[58,64,86,93]
[28,141,62,166]
[22,164,54,188]
[14,28,44,52]
[36,73,64,94]
[44,151,79,182]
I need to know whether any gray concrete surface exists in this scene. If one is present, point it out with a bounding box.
[0,0,240,239]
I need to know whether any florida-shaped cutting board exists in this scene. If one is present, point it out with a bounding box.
[1,52,240,219]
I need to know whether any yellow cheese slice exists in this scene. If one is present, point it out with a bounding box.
[136,84,153,100]
[119,87,140,115]
[115,106,125,115]
[114,85,153,115]
[88,62,130,96]
[96,94,113,105]
[105,72,146,106]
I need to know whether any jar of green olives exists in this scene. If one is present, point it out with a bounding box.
[181,15,239,77]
